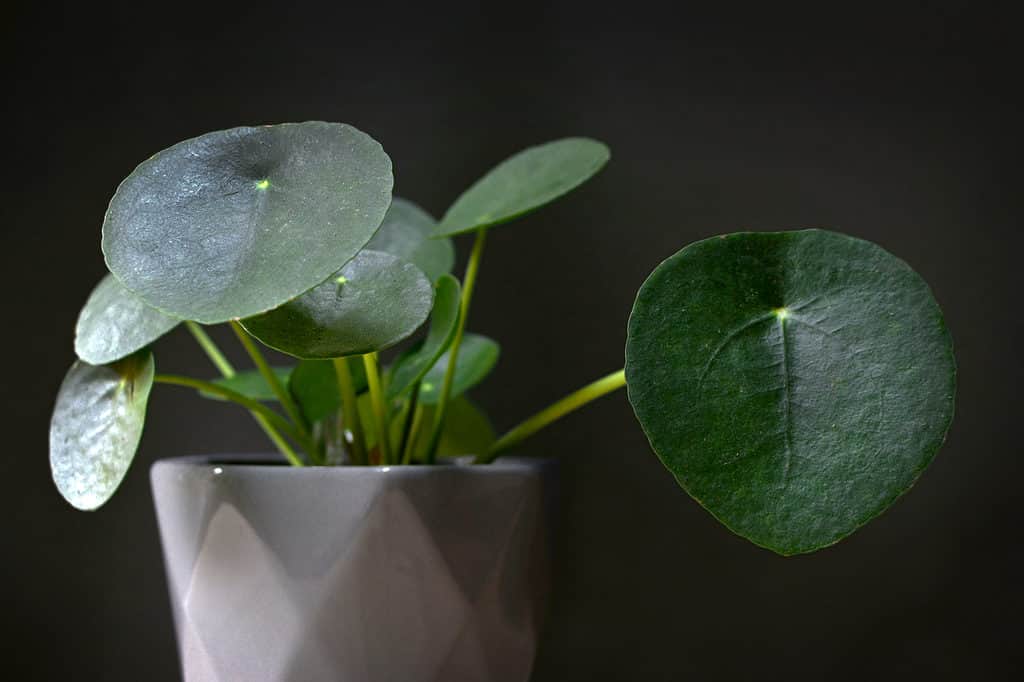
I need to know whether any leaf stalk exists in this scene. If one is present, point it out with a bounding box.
[476,368,626,464]
[153,374,307,466]
[334,357,367,465]
[185,321,304,465]
[425,227,488,462]
[363,352,392,464]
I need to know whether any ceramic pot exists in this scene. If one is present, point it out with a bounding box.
[151,454,555,682]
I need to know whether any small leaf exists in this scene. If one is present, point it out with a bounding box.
[624,229,956,555]
[50,351,155,510]
[366,198,455,281]
[103,121,393,323]
[75,274,180,365]
[434,138,610,237]
[402,397,496,460]
[240,250,434,359]
[289,358,367,424]
[386,275,461,400]
[198,367,294,402]
[412,333,500,405]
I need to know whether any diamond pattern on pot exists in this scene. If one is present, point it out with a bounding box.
[151,460,552,682]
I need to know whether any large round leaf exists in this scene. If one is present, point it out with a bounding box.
[75,274,181,364]
[366,198,455,281]
[386,274,461,400]
[434,138,610,237]
[50,351,155,510]
[408,333,500,405]
[625,229,955,555]
[240,250,433,359]
[102,121,393,323]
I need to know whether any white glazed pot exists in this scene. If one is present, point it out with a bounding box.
[151,455,555,682]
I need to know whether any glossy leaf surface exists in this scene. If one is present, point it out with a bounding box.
[289,358,367,424]
[386,275,461,399]
[103,122,393,323]
[240,250,433,359]
[366,198,455,281]
[434,138,610,237]
[410,333,499,405]
[50,352,155,510]
[625,229,956,555]
[75,274,180,364]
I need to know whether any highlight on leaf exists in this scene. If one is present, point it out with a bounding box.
[624,229,955,554]
[75,274,180,365]
[102,121,394,323]
[50,351,155,510]
[51,123,958,557]
[240,250,434,359]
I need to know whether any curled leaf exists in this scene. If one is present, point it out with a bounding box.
[387,274,461,400]
[50,351,155,510]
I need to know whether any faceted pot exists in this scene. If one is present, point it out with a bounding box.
[150,455,555,682]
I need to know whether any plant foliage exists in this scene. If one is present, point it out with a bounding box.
[50,121,955,555]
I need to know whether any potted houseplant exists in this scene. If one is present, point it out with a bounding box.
[49,122,956,682]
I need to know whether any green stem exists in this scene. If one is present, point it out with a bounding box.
[263,420,308,467]
[334,357,367,465]
[307,425,326,466]
[425,227,488,463]
[154,374,306,466]
[229,321,309,435]
[186,321,236,377]
[186,321,303,466]
[363,352,391,464]
[401,404,425,465]
[476,369,627,464]
[396,383,421,462]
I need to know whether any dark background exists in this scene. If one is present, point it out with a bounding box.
[4,2,1021,680]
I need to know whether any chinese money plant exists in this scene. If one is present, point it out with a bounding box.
[50,122,955,555]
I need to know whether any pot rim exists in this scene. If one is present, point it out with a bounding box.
[151,453,552,478]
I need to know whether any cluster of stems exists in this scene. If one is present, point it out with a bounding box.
[154,228,627,466]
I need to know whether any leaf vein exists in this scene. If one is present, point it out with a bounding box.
[698,311,776,390]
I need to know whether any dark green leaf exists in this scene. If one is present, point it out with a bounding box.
[197,367,294,402]
[386,275,461,399]
[434,138,610,237]
[366,198,455,281]
[75,274,180,364]
[240,250,434,359]
[103,122,393,323]
[414,333,499,404]
[289,358,367,423]
[625,229,956,555]
[49,351,155,510]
